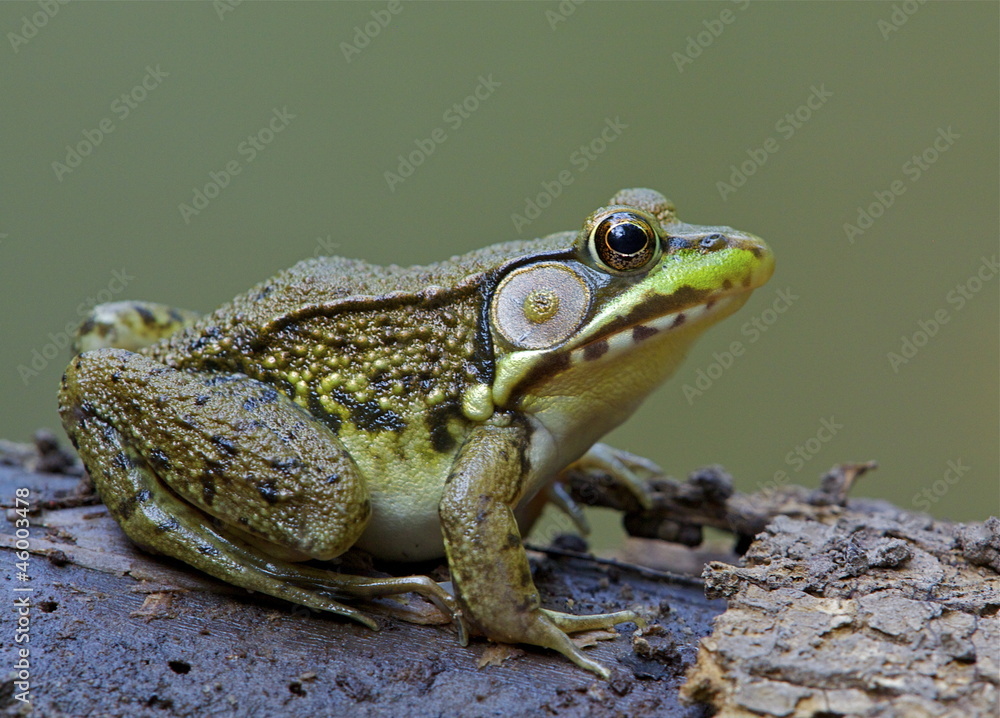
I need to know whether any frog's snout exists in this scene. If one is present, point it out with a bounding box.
[720,230,774,290]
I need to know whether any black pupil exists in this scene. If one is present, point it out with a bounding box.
[606,222,648,255]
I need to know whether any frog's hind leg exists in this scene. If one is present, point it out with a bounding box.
[58,348,462,631]
[62,401,381,627]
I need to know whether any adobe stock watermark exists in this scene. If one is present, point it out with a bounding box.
[214,0,243,21]
[717,84,832,202]
[546,0,585,31]
[681,286,797,404]
[843,126,959,244]
[310,234,340,258]
[383,74,500,193]
[340,0,404,62]
[177,106,296,224]
[878,0,927,40]
[510,116,628,234]
[51,64,169,182]
[886,254,997,373]
[672,0,751,73]
[911,459,970,512]
[750,416,844,505]
[17,268,136,386]
[7,0,70,54]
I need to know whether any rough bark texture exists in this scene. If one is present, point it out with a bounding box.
[2,434,997,717]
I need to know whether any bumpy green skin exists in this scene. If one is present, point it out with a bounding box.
[58,188,773,678]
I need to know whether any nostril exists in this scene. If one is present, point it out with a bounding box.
[700,234,727,251]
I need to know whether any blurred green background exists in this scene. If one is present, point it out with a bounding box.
[2,1,996,547]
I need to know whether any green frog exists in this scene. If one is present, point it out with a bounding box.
[58,188,773,678]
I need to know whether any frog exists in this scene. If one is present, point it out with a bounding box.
[58,188,773,678]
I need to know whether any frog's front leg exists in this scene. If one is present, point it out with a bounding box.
[59,348,461,630]
[440,420,641,678]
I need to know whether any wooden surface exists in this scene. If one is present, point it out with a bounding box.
[0,453,720,718]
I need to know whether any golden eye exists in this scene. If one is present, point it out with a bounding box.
[590,211,658,272]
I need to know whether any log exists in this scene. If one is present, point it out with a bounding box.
[1,433,997,717]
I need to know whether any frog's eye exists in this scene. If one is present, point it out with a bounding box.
[491,262,591,350]
[588,211,659,273]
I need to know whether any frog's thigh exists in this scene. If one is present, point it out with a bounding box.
[439,423,640,679]
[59,347,373,562]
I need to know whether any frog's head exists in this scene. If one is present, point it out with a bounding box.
[477,188,773,461]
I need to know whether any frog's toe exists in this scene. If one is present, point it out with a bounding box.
[541,607,646,633]
[72,301,200,354]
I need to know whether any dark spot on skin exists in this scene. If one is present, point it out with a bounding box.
[305,393,342,434]
[202,374,240,387]
[210,435,238,456]
[722,279,733,290]
[197,545,221,557]
[747,245,763,258]
[238,516,250,526]
[427,402,462,453]
[149,449,171,470]
[78,318,96,336]
[189,326,224,351]
[672,313,686,328]
[243,387,278,412]
[506,532,521,549]
[256,480,281,505]
[194,395,211,406]
[135,304,158,328]
[742,276,752,288]
[269,457,301,473]
[111,371,122,383]
[632,325,657,341]
[116,495,139,521]
[330,389,405,434]
[168,308,186,324]
[136,489,152,503]
[325,474,340,485]
[99,422,117,442]
[706,300,716,310]
[667,237,692,252]
[200,476,217,506]
[156,518,180,532]
[112,452,133,471]
[583,340,609,361]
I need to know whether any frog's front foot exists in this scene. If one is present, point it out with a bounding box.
[472,601,643,679]
[565,443,665,510]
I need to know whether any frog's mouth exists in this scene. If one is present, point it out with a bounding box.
[567,290,750,365]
